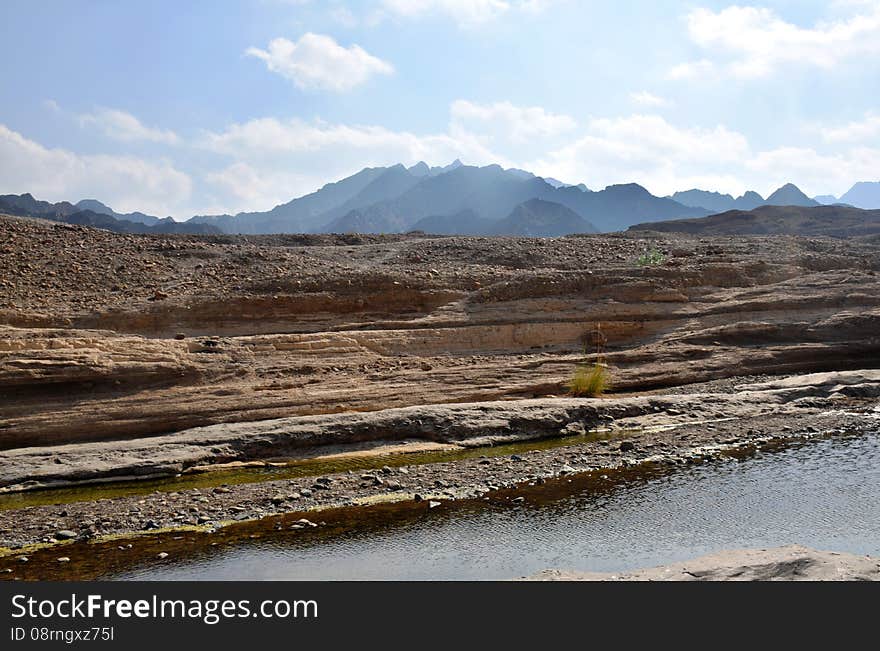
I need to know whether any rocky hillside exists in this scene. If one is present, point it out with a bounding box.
[629,204,880,237]
[2,211,879,452]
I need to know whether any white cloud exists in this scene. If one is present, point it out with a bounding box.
[450,99,577,144]
[629,91,672,108]
[246,33,393,91]
[79,107,180,145]
[671,5,880,79]
[199,114,505,210]
[0,124,191,216]
[745,145,880,194]
[379,0,555,26]
[820,112,880,143]
[528,112,880,197]
[529,114,752,196]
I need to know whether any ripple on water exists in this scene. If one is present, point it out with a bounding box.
[113,433,880,581]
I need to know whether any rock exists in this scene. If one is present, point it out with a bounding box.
[174,333,186,340]
[512,496,525,503]
[428,500,441,509]
[294,518,318,528]
[619,441,636,452]
[16,556,28,563]
[56,557,70,563]
[561,422,586,436]
[157,552,169,559]
[526,546,880,582]
[54,529,77,540]
[270,495,286,505]
[300,489,313,497]
[212,487,231,494]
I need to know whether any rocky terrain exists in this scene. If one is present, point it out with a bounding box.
[1,211,879,572]
[527,545,880,581]
[630,204,880,237]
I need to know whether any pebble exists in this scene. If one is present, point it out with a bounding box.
[57,557,70,563]
[54,530,77,540]
[157,552,169,559]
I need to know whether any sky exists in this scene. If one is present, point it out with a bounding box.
[1,0,879,218]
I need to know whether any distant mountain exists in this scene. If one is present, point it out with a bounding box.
[764,183,818,207]
[813,195,838,205]
[670,189,765,213]
[628,204,880,238]
[189,166,389,234]
[313,164,424,227]
[76,199,162,226]
[67,210,221,235]
[542,183,709,232]
[322,164,555,233]
[671,185,824,213]
[486,199,598,237]
[839,182,880,210]
[408,209,493,235]
[0,193,78,219]
[0,194,220,235]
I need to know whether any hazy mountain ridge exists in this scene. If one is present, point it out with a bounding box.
[8,163,878,237]
[486,198,598,236]
[0,195,221,235]
[840,182,880,210]
[75,199,162,226]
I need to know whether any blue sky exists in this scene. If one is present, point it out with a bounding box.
[1,0,879,218]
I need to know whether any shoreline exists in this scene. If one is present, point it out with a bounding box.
[526,545,880,581]
[1,403,876,579]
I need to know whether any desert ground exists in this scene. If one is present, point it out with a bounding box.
[1,213,879,578]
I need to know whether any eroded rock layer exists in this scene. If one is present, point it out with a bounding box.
[1,213,879,475]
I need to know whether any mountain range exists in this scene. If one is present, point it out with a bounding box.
[4,164,880,237]
[811,182,880,210]
[0,194,221,235]
[190,162,708,236]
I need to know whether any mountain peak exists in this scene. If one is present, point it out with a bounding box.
[765,183,818,207]
[408,161,431,177]
[839,181,880,209]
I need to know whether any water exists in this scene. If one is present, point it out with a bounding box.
[110,433,880,580]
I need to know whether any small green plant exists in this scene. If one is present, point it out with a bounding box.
[567,362,610,397]
[637,248,666,266]
[568,322,611,397]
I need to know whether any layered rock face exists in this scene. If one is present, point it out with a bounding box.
[1,213,879,463]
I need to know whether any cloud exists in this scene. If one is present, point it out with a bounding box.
[820,112,880,143]
[529,112,880,197]
[246,33,393,91]
[450,99,577,144]
[629,91,672,108]
[78,107,180,145]
[530,114,753,196]
[0,124,191,216]
[671,4,880,79]
[379,0,555,26]
[199,113,505,211]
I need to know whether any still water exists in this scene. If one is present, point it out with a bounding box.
[113,433,880,580]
